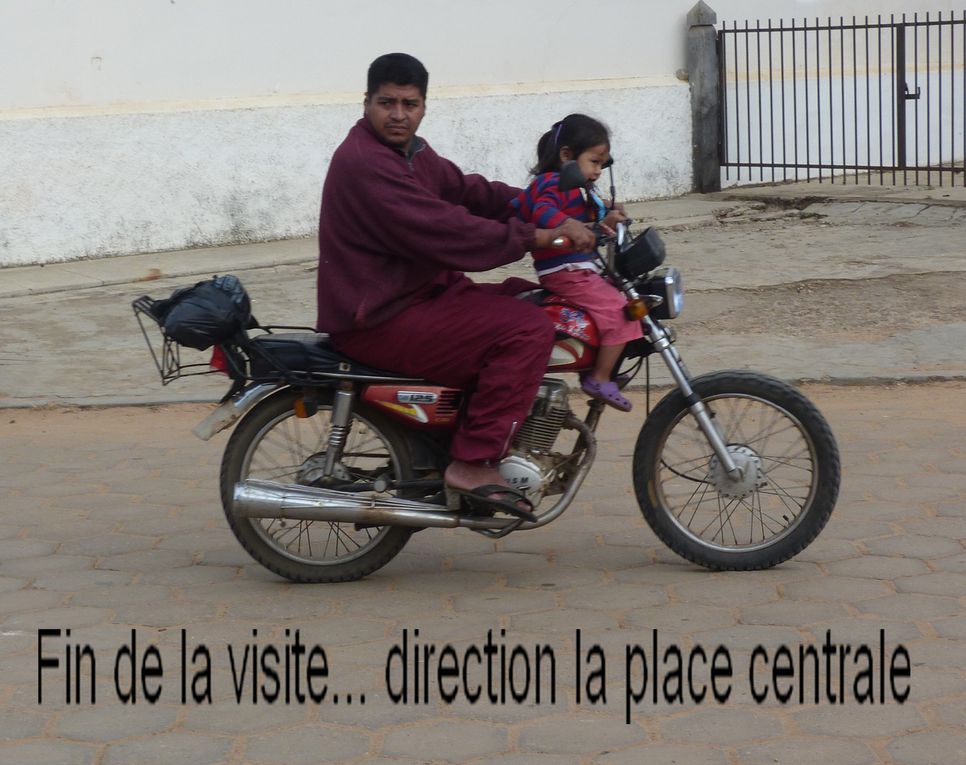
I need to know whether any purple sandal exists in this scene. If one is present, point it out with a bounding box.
[580,376,633,412]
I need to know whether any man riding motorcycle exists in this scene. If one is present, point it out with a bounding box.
[134,55,840,582]
[315,52,595,513]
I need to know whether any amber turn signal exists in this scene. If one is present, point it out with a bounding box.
[293,397,318,418]
[624,299,648,320]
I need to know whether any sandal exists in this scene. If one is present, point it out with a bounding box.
[581,375,633,412]
[444,484,538,522]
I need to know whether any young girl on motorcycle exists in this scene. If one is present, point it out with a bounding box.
[511,113,643,411]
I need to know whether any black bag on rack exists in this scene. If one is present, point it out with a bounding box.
[148,275,253,350]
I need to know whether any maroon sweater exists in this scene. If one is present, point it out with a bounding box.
[316,118,538,333]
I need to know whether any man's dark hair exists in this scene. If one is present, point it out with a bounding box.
[367,53,429,98]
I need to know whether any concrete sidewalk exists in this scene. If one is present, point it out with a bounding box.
[0,197,753,301]
[1,180,963,301]
[0,182,964,408]
[711,177,966,208]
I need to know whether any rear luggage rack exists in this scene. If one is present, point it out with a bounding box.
[133,295,220,385]
[133,281,421,388]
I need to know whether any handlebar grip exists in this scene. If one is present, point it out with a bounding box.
[551,236,573,249]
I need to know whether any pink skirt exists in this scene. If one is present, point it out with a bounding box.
[539,269,643,346]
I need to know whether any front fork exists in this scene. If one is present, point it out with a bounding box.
[642,316,742,478]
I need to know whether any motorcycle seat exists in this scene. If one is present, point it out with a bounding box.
[248,332,424,383]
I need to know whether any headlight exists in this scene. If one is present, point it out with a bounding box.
[640,267,683,320]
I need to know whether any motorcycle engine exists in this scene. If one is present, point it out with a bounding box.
[499,378,571,503]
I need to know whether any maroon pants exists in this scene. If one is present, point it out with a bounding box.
[332,276,554,463]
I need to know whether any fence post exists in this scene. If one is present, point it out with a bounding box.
[687,1,721,192]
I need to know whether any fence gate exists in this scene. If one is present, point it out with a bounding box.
[718,12,966,185]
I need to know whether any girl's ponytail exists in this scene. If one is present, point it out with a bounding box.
[530,123,561,176]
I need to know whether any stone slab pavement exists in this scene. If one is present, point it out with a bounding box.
[0,181,964,762]
[0,382,964,764]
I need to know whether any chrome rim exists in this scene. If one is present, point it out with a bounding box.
[240,407,400,566]
[655,393,818,552]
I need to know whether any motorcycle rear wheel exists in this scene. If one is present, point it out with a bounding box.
[220,388,414,582]
[632,371,840,570]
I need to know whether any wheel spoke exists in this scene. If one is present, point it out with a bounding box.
[759,452,814,472]
[651,386,821,554]
[251,464,305,482]
[720,397,755,444]
[248,448,293,476]
[694,495,740,541]
[755,486,810,498]
[237,402,407,569]
[747,494,791,535]
[661,453,714,482]
[744,418,801,449]
[766,475,809,516]
[675,472,716,527]
[286,418,307,468]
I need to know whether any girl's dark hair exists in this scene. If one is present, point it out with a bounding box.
[367,53,429,98]
[530,113,610,175]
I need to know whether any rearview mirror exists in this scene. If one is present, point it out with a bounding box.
[616,221,629,249]
[557,161,586,192]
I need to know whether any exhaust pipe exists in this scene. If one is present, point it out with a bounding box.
[231,415,597,533]
[233,479,471,529]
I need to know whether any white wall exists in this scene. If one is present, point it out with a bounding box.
[0,0,692,110]
[0,81,690,265]
[3,1,957,265]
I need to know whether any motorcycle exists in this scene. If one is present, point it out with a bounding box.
[133,162,840,583]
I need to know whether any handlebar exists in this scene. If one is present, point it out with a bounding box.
[550,219,635,252]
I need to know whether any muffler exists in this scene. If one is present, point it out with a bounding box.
[231,415,596,534]
[233,479,469,529]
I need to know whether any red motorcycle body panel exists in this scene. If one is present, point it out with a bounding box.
[363,385,463,429]
[542,299,599,372]
[363,298,599,428]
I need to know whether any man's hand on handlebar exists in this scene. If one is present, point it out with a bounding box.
[534,218,597,251]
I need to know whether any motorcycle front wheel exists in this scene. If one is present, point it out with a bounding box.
[220,388,414,583]
[632,371,840,570]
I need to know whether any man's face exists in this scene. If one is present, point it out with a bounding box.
[364,83,426,152]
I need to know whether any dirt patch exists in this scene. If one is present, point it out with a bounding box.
[678,271,966,339]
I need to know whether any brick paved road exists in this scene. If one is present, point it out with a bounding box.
[1,383,964,764]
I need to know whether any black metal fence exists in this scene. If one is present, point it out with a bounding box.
[719,12,966,185]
